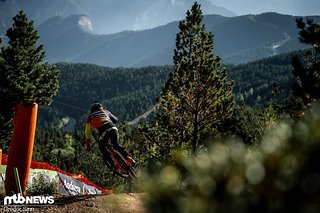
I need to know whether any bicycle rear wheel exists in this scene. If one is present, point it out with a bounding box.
[112,150,136,179]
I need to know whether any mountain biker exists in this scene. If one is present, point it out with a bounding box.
[85,102,135,173]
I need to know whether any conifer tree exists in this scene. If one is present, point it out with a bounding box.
[292,18,320,107]
[0,10,59,148]
[154,2,234,154]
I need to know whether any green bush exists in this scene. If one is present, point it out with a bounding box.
[27,173,58,196]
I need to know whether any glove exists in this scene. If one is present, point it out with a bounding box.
[85,139,91,151]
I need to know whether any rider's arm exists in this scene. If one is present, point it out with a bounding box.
[108,111,118,123]
[85,117,92,147]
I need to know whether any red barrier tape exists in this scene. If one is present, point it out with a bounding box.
[2,154,111,194]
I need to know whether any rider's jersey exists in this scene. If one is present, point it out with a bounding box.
[85,109,118,140]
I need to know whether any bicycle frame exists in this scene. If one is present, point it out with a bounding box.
[105,142,136,179]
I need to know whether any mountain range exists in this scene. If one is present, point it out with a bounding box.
[0,0,235,35]
[209,0,320,16]
[38,12,318,67]
[0,1,319,67]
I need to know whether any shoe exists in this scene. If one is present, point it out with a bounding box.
[111,167,129,178]
[126,156,136,166]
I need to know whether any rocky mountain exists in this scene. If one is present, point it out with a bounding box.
[0,0,236,35]
[36,12,319,67]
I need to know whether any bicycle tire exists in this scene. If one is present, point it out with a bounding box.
[127,167,136,179]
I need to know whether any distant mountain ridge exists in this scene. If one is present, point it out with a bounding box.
[209,0,320,17]
[36,12,319,67]
[1,1,319,67]
[0,0,236,35]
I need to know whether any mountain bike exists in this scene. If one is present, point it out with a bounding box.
[88,140,135,179]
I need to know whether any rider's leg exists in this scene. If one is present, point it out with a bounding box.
[99,136,116,170]
[108,128,129,158]
[109,129,136,166]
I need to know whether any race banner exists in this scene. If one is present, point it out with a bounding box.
[58,173,102,195]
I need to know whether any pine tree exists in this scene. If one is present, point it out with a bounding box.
[0,10,59,149]
[154,2,234,154]
[292,18,320,107]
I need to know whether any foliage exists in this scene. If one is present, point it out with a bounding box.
[0,10,59,149]
[225,105,278,145]
[27,173,58,196]
[50,134,75,160]
[33,127,77,172]
[291,18,320,111]
[54,63,171,123]
[38,50,299,130]
[227,50,299,107]
[144,103,320,213]
[151,2,234,155]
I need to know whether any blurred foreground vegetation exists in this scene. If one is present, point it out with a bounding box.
[143,103,320,213]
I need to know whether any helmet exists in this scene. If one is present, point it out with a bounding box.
[90,102,103,112]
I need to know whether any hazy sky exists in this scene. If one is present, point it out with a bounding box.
[209,0,320,16]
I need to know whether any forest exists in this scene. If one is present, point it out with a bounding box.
[44,48,301,128]
[1,2,320,212]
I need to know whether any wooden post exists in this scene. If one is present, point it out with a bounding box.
[5,103,38,195]
[14,167,22,194]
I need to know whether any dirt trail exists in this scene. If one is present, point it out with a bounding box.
[33,193,147,213]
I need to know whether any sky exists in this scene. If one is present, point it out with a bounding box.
[209,0,320,16]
